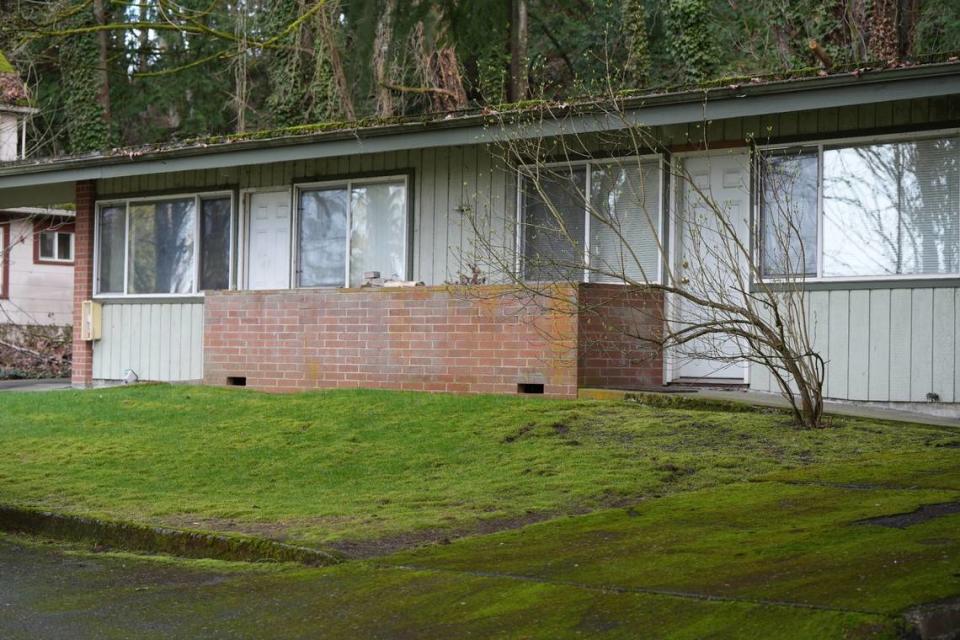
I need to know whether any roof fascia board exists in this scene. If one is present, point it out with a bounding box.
[0,72,956,190]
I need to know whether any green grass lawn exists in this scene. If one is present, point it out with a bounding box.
[5,451,959,638]
[0,384,956,547]
[1,384,958,638]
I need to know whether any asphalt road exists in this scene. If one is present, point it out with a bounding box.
[0,538,243,639]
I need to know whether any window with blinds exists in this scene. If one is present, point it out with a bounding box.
[589,161,662,283]
[760,134,960,280]
[823,138,959,277]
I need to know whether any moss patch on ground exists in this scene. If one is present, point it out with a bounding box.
[0,535,900,639]
[0,384,955,549]
[388,471,960,616]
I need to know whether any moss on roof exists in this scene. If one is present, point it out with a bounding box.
[0,52,29,107]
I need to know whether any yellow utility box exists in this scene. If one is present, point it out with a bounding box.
[80,300,102,341]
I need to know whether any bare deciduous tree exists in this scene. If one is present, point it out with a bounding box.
[459,102,826,428]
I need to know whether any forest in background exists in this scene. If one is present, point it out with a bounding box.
[0,0,959,158]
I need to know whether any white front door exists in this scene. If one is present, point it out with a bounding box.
[247,191,292,290]
[673,153,750,382]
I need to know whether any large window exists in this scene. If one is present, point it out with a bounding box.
[96,193,233,296]
[519,158,662,283]
[297,177,408,288]
[760,134,960,280]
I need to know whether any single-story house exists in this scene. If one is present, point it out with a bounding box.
[0,62,958,413]
[0,207,75,326]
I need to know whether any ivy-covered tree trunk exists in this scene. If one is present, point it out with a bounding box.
[508,0,528,101]
[869,0,900,63]
[666,0,717,85]
[58,5,111,152]
[92,0,111,128]
[264,0,308,128]
[623,0,650,88]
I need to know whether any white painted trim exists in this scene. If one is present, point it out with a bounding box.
[663,154,678,385]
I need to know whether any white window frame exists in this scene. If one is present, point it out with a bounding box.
[93,190,236,299]
[516,154,665,285]
[293,174,411,288]
[38,228,75,263]
[757,127,960,284]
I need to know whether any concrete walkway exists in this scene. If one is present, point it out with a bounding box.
[580,387,959,428]
[0,379,71,392]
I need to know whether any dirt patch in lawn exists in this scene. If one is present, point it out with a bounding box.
[328,511,558,558]
[857,500,960,529]
[157,516,313,543]
[331,495,648,559]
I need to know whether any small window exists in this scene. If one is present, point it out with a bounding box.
[38,228,75,263]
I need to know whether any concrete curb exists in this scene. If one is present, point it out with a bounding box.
[0,504,341,566]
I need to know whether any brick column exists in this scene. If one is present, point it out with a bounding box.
[71,180,96,387]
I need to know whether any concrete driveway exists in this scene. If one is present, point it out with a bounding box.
[0,379,71,392]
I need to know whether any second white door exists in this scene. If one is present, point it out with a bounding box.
[247,190,292,290]
[673,153,750,382]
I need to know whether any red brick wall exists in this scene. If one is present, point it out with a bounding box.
[576,284,664,390]
[203,286,581,397]
[71,180,95,387]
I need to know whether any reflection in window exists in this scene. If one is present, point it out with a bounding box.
[297,179,408,288]
[97,194,233,296]
[298,189,347,287]
[98,205,126,294]
[200,197,232,291]
[520,161,663,283]
[128,199,196,294]
[760,152,818,277]
[823,139,959,277]
[350,182,407,287]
